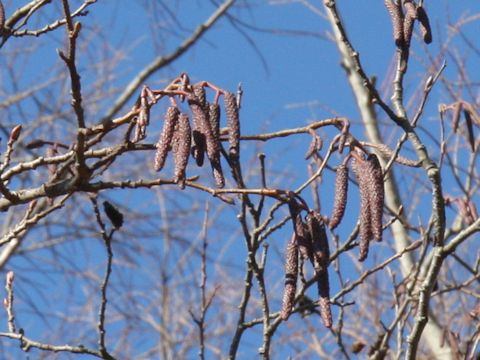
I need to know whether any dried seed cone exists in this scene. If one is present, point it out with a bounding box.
[352,158,373,262]
[317,270,332,328]
[452,102,462,133]
[172,113,192,189]
[154,106,179,171]
[385,0,405,47]
[366,154,384,242]
[417,6,432,44]
[329,164,349,230]
[224,92,240,159]
[281,234,299,320]
[103,201,124,229]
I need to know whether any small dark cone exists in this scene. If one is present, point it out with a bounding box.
[103,201,124,229]
[384,0,405,47]
[366,154,384,242]
[329,164,349,230]
[417,6,432,44]
[281,234,298,320]
[352,158,373,262]
[463,108,476,152]
[172,113,192,189]
[154,106,179,171]
[224,91,240,160]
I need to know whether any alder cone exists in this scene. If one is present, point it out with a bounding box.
[329,164,349,230]
[103,201,124,229]
[224,91,240,159]
[154,106,179,171]
[417,6,432,44]
[352,158,372,262]
[281,234,299,320]
[384,0,405,47]
[172,113,192,189]
[366,154,384,242]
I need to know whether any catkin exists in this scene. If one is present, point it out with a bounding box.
[0,1,4,33]
[417,6,432,44]
[172,113,192,189]
[317,270,332,328]
[329,164,349,230]
[281,234,299,320]
[403,1,417,48]
[193,85,207,109]
[192,131,206,167]
[188,94,224,187]
[154,106,179,171]
[307,211,330,273]
[224,91,240,159]
[209,103,221,140]
[366,154,384,242]
[352,158,373,262]
[384,0,404,47]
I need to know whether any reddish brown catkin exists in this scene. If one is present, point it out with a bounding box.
[352,158,373,262]
[307,211,329,272]
[417,6,432,44]
[402,1,417,48]
[288,197,311,260]
[172,113,192,189]
[384,0,404,47]
[306,212,332,328]
[329,164,349,230]
[224,91,240,159]
[193,85,207,109]
[154,106,179,172]
[281,234,299,321]
[366,154,384,242]
[188,94,224,188]
[0,1,4,33]
[209,103,221,141]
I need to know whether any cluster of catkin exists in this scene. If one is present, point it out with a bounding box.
[281,196,332,328]
[149,84,240,189]
[384,0,432,71]
[329,154,384,262]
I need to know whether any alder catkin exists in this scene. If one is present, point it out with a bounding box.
[352,158,373,262]
[329,164,349,230]
[417,6,432,44]
[384,0,405,47]
[0,1,4,33]
[317,270,332,328]
[281,234,299,321]
[224,91,240,159]
[193,85,207,109]
[172,113,192,189]
[366,154,384,242]
[307,211,330,273]
[188,94,224,187]
[154,106,179,171]
[402,1,417,48]
[209,103,221,140]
